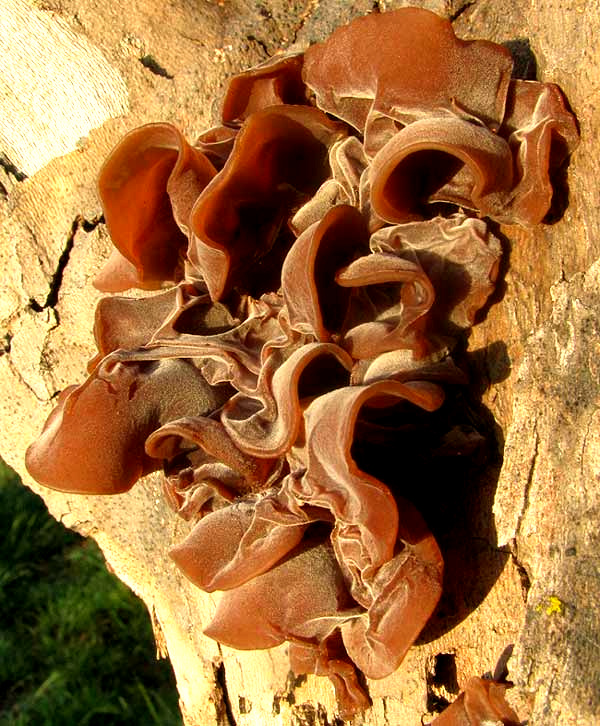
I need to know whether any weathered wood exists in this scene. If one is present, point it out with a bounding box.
[1,1,598,724]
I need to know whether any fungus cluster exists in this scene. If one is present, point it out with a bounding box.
[26,8,577,722]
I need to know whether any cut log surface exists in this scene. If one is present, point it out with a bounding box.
[1,1,598,724]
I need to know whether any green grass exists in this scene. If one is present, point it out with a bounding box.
[0,459,183,726]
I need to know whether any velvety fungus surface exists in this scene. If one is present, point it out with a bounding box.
[26,7,577,722]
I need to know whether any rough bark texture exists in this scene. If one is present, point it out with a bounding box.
[0,1,597,724]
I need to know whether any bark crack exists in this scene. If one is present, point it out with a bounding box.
[509,545,532,600]
[0,333,12,357]
[579,412,596,480]
[513,425,539,539]
[381,695,389,720]
[449,1,476,23]
[246,34,269,55]
[214,648,238,726]
[273,670,306,714]
[30,214,103,313]
[0,153,28,183]
[139,54,174,79]
[508,425,539,599]
[3,348,52,402]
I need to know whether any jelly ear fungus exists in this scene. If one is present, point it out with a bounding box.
[26,7,577,722]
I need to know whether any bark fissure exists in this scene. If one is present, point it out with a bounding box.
[0,333,12,356]
[33,215,104,313]
[139,55,174,80]
[510,546,532,601]
[273,670,306,715]
[3,351,51,403]
[246,34,269,55]
[514,426,540,544]
[579,412,596,480]
[449,1,476,23]
[0,153,28,182]
[214,656,238,726]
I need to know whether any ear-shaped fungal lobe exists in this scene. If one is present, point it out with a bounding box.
[354,350,469,387]
[499,79,580,225]
[370,213,502,341]
[145,415,278,518]
[336,252,435,359]
[25,357,229,495]
[282,205,369,340]
[188,106,347,301]
[221,342,353,458]
[138,310,273,397]
[340,492,443,680]
[140,292,293,404]
[168,485,313,592]
[145,416,275,492]
[291,137,372,234]
[89,283,236,373]
[221,52,307,125]
[203,537,357,651]
[370,117,514,224]
[92,287,183,361]
[291,380,444,678]
[431,676,521,725]
[96,123,217,291]
[194,125,238,170]
[201,536,367,722]
[303,7,513,133]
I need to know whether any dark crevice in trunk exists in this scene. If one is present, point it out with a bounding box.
[214,660,238,726]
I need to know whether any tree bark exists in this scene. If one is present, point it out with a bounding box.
[1,1,598,724]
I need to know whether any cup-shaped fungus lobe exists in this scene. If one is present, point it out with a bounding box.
[27,5,577,720]
[221,52,307,125]
[369,117,514,223]
[288,380,445,679]
[96,123,217,291]
[499,79,580,224]
[188,105,347,301]
[282,205,370,341]
[25,356,230,494]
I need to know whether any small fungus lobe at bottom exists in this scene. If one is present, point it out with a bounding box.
[26,7,577,723]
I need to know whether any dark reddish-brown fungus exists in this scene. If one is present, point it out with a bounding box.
[95,123,217,292]
[26,7,577,721]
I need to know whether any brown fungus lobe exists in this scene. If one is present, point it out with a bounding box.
[96,123,217,291]
[26,7,577,721]
[430,677,521,725]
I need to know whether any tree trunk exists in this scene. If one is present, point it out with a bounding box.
[1,1,598,724]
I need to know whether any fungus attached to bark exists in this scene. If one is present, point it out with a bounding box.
[26,7,577,722]
[430,677,521,725]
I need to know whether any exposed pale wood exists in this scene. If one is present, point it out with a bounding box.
[1,1,598,724]
[0,0,129,176]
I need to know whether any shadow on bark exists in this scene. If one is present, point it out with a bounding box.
[352,339,514,644]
